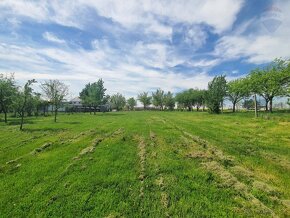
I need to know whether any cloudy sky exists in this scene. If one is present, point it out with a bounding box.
[0,0,289,98]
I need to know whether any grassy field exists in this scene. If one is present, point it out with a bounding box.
[0,111,290,217]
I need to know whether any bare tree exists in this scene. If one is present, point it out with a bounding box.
[41,80,69,122]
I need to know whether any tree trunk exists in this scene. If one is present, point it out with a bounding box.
[54,107,57,122]
[221,100,224,113]
[232,101,236,113]
[20,110,24,130]
[269,98,273,113]
[4,110,7,123]
[254,94,258,118]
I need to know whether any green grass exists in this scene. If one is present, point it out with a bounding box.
[0,111,289,217]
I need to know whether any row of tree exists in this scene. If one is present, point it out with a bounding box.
[1,58,289,129]
[136,58,290,114]
[0,76,68,129]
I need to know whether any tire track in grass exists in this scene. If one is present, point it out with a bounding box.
[148,118,170,217]
[156,116,282,217]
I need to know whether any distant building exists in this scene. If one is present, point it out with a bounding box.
[47,97,111,113]
[69,97,82,107]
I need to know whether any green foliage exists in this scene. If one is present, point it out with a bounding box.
[20,79,37,130]
[227,78,248,112]
[127,97,137,110]
[79,79,106,114]
[206,75,227,114]
[110,93,126,111]
[0,73,17,122]
[175,89,206,111]
[164,91,175,110]
[137,92,151,109]
[247,58,290,112]
[152,88,165,110]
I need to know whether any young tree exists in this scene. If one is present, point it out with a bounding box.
[227,78,248,112]
[164,91,175,110]
[0,74,17,123]
[20,79,37,130]
[206,75,227,114]
[41,80,69,122]
[152,88,165,110]
[110,93,126,111]
[138,92,151,110]
[127,97,137,111]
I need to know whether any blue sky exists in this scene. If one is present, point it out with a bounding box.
[0,0,289,98]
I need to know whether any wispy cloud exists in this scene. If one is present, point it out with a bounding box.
[43,32,66,44]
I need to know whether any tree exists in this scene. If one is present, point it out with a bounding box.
[138,92,151,110]
[152,88,165,110]
[41,80,69,122]
[85,79,106,114]
[79,83,92,113]
[248,59,290,113]
[127,97,137,110]
[20,79,36,130]
[110,93,126,111]
[164,91,175,110]
[0,73,17,123]
[227,78,248,112]
[206,75,227,114]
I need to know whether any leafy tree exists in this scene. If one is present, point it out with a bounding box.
[248,59,290,113]
[175,89,194,111]
[152,88,165,110]
[227,78,248,112]
[206,75,227,114]
[138,92,151,110]
[164,91,175,110]
[41,80,69,122]
[79,83,92,112]
[127,97,137,110]
[87,79,106,114]
[110,93,126,111]
[20,79,37,130]
[0,74,17,123]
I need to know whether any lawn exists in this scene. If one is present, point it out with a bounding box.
[0,111,289,217]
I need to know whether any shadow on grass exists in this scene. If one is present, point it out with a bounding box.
[22,127,67,133]
[7,120,35,126]
[62,121,82,125]
[97,113,126,117]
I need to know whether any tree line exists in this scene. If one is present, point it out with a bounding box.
[1,58,289,129]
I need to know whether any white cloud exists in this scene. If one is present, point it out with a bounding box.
[43,32,66,44]
[0,0,244,36]
[83,0,243,33]
[213,0,290,64]
[0,40,218,97]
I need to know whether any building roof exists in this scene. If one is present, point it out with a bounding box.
[70,97,81,102]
